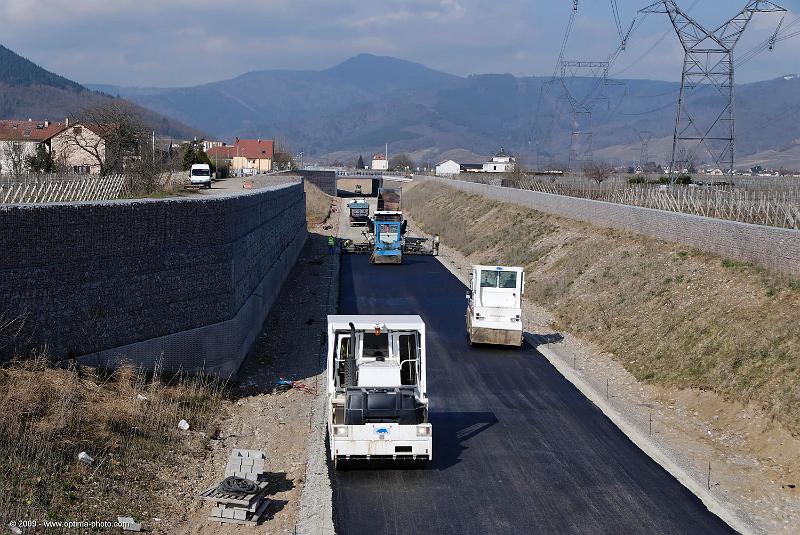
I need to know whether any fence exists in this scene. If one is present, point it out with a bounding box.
[513,178,800,230]
[0,174,126,203]
[417,175,800,276]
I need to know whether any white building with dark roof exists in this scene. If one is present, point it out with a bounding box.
[483,147,516,173]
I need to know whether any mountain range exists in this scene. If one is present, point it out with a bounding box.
[88,54,800,168]
[6,45,798,169]
[0,45,203,140]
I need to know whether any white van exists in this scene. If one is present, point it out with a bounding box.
[189,163,213,188]
[466,265,525,347]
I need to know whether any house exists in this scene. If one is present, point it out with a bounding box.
[371,154,388,171]
[435,160,461,176]
[483,147,516,173]
[0,119,68,174]
[230,138,273,175]
[45,122,107,174]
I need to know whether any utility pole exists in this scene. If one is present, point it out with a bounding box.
[641,0,786,178]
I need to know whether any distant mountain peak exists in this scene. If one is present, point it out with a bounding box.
[323,53,458,83]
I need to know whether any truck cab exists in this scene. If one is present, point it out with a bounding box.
[369,211,407,264]
[347,198,370,227]
[466,265,525,347]
[189,163,213,188]
[327,315,432,467]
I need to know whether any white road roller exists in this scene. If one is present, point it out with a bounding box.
[466,265,525,347]
[327,315,432,467]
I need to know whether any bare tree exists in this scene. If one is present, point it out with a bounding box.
[582,161,614,184]
[2,141,29,177]
[63,101,164,193]
[272,136,296,170]
[389,153,415,171]
[65,101,149,176]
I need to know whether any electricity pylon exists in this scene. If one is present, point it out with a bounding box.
[642,1,785,177]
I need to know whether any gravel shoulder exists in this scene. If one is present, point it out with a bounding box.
[163,193,340,534]
[405,215,800,535]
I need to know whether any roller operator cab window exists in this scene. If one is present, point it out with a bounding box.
[498,271,517,289]
[480,270,517,289]
[480,270,498,288]
[363,332,389,360]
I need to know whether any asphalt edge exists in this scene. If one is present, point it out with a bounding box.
[528,336,751,535]
[295,240,339,534]
[407,200,755,535]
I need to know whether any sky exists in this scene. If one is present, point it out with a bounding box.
[1,0,799,87]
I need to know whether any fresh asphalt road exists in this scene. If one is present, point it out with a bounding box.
[332,254,735,535]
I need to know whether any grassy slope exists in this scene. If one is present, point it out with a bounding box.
[0,359,223,524]
[405,181,800,434]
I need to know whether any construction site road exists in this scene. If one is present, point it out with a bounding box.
[333,254,736,535]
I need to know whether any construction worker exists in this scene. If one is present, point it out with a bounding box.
[343,238,352,250]
[327,235,336,255]
[432,234,440,256]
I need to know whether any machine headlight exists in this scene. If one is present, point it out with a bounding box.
[334,426,349,437]
[416,425,432,437]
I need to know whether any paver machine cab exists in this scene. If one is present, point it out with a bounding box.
[466,265,525,347]
[367,211,407,264]
[327,315,432,468]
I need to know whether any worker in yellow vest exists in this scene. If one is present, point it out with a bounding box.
[328,235,336,255]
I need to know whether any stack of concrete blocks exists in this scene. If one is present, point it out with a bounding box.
[203,449,271,526]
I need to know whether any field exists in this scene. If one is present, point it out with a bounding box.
[405,181,800,435]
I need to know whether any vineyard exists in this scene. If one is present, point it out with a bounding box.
[0,174,126,203]
[508,175,800,230]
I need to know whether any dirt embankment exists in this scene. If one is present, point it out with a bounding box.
[405,181,800,436]
[305,181,335,226]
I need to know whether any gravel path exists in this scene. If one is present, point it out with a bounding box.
[165,196,339,534]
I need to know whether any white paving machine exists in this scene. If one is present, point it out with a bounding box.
[327,315,432,467]
[466,265,525,347]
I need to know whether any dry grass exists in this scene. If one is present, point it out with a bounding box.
[405,181,800,434]
[0,357,225,529]
[305,180,334,226]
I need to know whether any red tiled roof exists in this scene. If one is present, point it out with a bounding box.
[0,119,69,142]
[372,154,387,160]
[207,145,236,159]
[233,138,274,160]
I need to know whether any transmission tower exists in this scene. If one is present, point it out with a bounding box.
[638,131,653,170]
[642,1,785,177]
[559,61,610,166]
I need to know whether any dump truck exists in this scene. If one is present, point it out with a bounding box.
[347,199,370,226]
[327,315,432,468]
[466,265,525,347]
[377,187,402,211]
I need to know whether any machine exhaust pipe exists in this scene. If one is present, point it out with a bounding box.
[345,322,357,387]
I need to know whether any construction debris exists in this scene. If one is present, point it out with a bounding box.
[117,516,142,532]
[200,449,272,527]
[77,451,94,465]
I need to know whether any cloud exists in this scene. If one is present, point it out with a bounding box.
[0,0,798,86]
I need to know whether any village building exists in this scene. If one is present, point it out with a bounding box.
[483,147,516,173]
[371,153,389,171]
[435,159,461,176]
